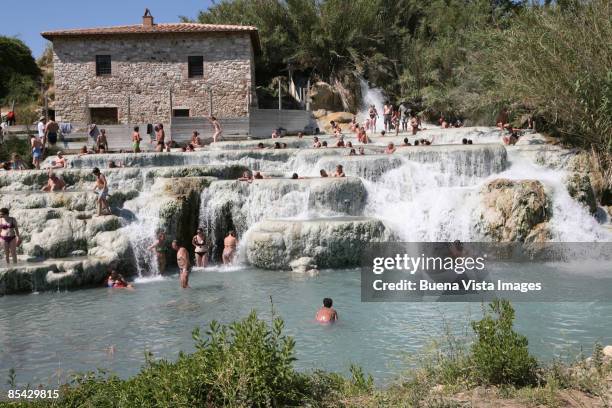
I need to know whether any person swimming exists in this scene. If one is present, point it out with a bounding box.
[315,297,338,323]
[106,270,133,289]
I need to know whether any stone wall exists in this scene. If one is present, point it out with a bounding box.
[52,33,257,124]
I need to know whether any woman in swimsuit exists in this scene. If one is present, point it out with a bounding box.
[192,228,209,267]
[148,230,167,274]
[0,208,21,264]
[132,126,142,153]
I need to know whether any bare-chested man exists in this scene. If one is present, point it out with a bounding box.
[315,297,338,323]
[41,169,66,192]
[172,240,190,289]
[92,167,111,216]
[333,164,345,178]
[209,116,222,143]
[154,124,165,152]
[223,231,237,264]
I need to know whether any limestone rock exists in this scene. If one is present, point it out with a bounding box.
[289,257,318,274]
[479,179,550,242]
[245,217,392,269]
[566,173,597,214]
[309,82,344,112]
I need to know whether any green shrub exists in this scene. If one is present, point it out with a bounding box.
[14,311,341,407]
[470,299,538,386]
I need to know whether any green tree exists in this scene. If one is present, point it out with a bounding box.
[0,36,41,104]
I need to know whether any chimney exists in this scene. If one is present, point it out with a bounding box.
[142,9,154,27]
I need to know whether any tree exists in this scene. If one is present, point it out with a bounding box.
[0,36,41,104]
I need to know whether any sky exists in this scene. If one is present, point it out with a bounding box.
[1,0,214,57]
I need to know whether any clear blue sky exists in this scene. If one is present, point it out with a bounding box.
[1,0,214,57]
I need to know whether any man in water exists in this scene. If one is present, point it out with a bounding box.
[315,297,338,323]
[223,231,238,264]
[383,101,392,132]
[148,230,167,274]
[172,240,191,289]
[385,142,396,154]
[92,167,111,216]
[333,164,345,178]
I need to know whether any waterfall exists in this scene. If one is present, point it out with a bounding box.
[120,178,165,277]
[362,147,611,243]
[358,77,385,124]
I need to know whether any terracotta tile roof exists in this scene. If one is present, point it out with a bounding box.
[41,23,261,53]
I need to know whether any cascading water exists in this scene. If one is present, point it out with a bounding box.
[120,178,165,277]
[362,146,611,242]
[358,77,385,129]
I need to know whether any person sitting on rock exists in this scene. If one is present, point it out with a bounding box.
[321,141,328,148]
[273,142,281,149]
[336,136,345,147]
[50,152,67,169]
[238,171,253,183]
[316,297,338,323]
[223,231,238,265]
[385,142,396,154]
[41,169,66,192]
[320,169,329,178]
[503,130,520,145]
[462,138,468,145]
[312,137,322,148]
[10,153,27,170]
[190,131,203,147]
[271,129,280,138]
[333,164,345,178]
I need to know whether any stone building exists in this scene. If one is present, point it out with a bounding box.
[42,10,260,125]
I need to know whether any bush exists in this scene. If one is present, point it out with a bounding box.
[470,299,538,386]
[13,311,341,407]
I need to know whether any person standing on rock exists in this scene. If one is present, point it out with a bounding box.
[0,208,21,264]
[92,167,111,216]
[172,240,191,288]
[368,105,378,132]
[192,228,209,267]
[30,135,43,169]
[223,231,238,264]
[209,116,222,143]
[45,118,59,147]
[383,101,393,132]
[154,124,165,152]
[132,126,142,153]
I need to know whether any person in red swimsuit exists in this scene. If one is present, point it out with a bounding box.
[0,208,21,264]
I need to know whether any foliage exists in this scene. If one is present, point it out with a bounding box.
[471,299,538,386]
[0,36,41,105]
[473,0,612,153]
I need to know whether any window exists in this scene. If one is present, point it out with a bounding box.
[173,109,190,117]
[188,56,204,78]
[95,55,112,76]
[90,108,118,125]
